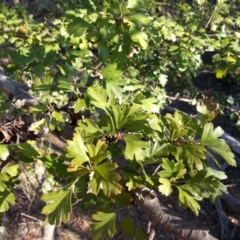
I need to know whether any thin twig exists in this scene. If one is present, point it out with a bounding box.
[205,5,217,29]
[21,213,42,223]
[166,94,240,113]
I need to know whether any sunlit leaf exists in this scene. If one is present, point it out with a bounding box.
[91,211,116,240]
[89,160,122,196]
[65,130,90,167]
[42,185,74,226]
[0,145,9,161]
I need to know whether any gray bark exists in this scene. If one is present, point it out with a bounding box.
[0,68,39,108]
[133,187,218,240]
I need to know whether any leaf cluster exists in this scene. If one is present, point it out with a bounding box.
[0,1,238,239]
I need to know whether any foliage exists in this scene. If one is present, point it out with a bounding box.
[0,0,238,239]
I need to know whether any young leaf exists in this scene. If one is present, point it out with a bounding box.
[87,139,109,165]
[0,174,9,192]
[123,134,149,161]
[0,190,15,212]
[201,123,236,166]
[140,97,160,113]
[176,144,206,165]
[65,130,90,167]
[0,144,9,161]
[158,159,186,181]
[158,178,173,196]
[3,164,19,177]
[124,170,144,191]
[87,86,108,110]
[216,66,228,79]
[91,211,116,240]
[101,63,122,82]
[207,167,227,180]
[41,185,74,226]
[74,98,87,113]
[78,119,104,136]
[131,31,148,49]
[177,186,201,216]
[89,160,122,196]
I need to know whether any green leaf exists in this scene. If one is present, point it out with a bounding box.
[89,160,122,196]
[130,14,150,26]
[18,141,40,159]
[140,97,159,113]
[134,227,148,240]
[142,167,154,186]
[0,174,9,192]
[201,123,236,166]
[87,140,109,165]
[106,81,124,100]
[158,178,173,196]
[127,0,146,9]
[177,186,201,215]
[124,170,144,190]
[0,144,9,161]
[164,112,189,140]
[177,144,206,165]
[131,31,148,49]
[74,98,87,113]
[78,119,104,136]
[52,110,65,122]
[87,86,108,110]
[123,134,149,161]
[197,98,218,123]
[216,66,228,79]
[0,190,15,212]
[98,41,110,59]
[117,214,135,237]
[158,159,186,181]
[207,167,227,180]
[3,164,19,177]
[28,118,47,134]
[187,170,222,196]
[91,211,116,240]
[65,130,90,167]
[41,185,74,226]
[101,63,122,82]
[226,54,236,63]
[148,143,170,159]
[68,17,91,36]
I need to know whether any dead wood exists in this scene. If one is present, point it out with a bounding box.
[0,69,39,110]
[133,187,218,240]
[216,200,230,240]
[221,191,240,215]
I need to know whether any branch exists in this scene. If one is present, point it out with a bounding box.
[133,187,218,240]
[0,68,39,109]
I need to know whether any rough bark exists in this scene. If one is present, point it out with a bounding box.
[133,187,218,240]
[0,69,39,110]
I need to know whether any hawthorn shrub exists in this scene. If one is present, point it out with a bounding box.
[0,0,238,239]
